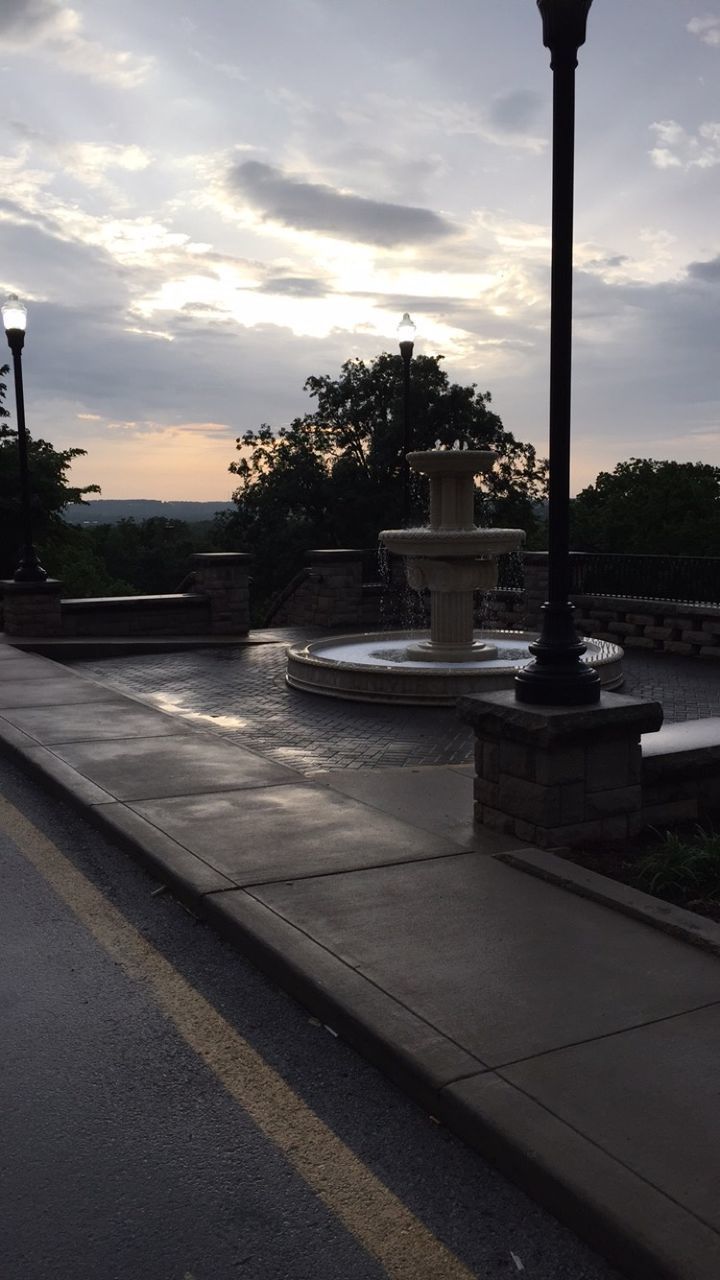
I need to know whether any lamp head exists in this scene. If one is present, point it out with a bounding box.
[397,311,416,350]
[537,0,593,66]
[2,295,27,351]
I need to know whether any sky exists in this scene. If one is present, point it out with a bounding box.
[1,0,719,501]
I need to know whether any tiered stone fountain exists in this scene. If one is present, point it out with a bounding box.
[286,448,622,704]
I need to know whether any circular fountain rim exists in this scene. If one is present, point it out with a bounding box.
[286,629,624,706]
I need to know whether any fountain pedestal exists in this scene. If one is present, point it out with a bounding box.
[403,557,499,662]
[381,450,523,662]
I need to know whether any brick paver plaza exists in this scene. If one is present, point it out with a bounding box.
[69,630,720,774]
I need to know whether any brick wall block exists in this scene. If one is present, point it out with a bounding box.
[585,785,642,818]
[535,745,586,785]
[498,775,562,826]
[585,740,631,792]
[681,630,709,645]
[645,626,673,640]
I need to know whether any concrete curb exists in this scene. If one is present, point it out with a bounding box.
[496,847,720,957]
[1,707,719,1279]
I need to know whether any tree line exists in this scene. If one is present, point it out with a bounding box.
[2,357,720,612]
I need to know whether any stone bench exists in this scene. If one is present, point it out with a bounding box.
[61,593,211,637]
[641,718,720,825]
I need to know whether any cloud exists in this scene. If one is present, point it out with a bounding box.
[9,123,151,195]
[258,275,329,297]
[105,418,234,440]
[650,119,720,170]
[402,94,547,154]
[0,0,152,87]
[687,254,720,282]
[487,90,544,137]
[687,14,720,45]
[227,159,457,247]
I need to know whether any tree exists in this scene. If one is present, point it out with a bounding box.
[571,458,720,557]
[84,517,214,595]
[218,353,548,603]
[0,363,101,579]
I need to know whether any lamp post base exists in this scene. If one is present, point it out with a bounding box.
[514,601,602,706]
[14,545,48,583]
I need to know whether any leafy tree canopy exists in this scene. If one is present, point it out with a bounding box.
[0,363,100,579]
[219,353,548,602]
[571,458,720,557]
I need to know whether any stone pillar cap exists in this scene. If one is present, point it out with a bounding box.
[458,689,663,744]
[0,578,63,593]
[192,552,251,564]
[305,549,363,562]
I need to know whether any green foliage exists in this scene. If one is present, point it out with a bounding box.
[0,363,100,579]
[40,525,136,597]
[219,353,548,604]
[82,517,215,595]
[571,458,720,556]
[633,826,720,902]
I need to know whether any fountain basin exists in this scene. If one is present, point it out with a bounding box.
[286,630,624,706]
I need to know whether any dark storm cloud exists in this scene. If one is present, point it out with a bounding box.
[228,160,455,247]
[687,255,720,283]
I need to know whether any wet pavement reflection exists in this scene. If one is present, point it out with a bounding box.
[66,630,720,775]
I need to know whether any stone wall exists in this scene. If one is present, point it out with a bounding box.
[268,551,365,629]
[265,545,720,655]
[1,553,251,640]
[267,549,528,632]
[191,552,250,634]
[572,597,720,660]
[511,552,720,658]
[61,594,211,637]
[460,691,665,849]
[1,581,63,638]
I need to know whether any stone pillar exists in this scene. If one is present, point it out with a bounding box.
[305,550,363,627]
[522,551,548,629]
[191,553,251,635]
[458,690,663,848]
[1,579,63,637]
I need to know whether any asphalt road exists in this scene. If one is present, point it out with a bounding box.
[0,753,618,1280]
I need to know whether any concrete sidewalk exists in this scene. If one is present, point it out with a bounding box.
[1,640,718,1280]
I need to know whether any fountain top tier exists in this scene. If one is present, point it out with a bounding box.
[408,449,493,532]
[382,448,524,559]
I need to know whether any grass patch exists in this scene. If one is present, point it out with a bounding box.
[561,824,720,922]
[633,827,720,902]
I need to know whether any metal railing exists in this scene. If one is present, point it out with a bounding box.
[357,548,720,607]
[569,552,720,607]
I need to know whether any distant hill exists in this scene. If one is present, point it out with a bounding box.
[64,499,235,525]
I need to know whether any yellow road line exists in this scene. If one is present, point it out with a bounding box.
[1,795,477,1280]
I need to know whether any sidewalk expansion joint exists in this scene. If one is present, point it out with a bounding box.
[491,1071,720,1239]
[229,889,492,1069]
[486,995,720,1072]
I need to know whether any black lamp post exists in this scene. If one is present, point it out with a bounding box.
[398,311,416,525]
[2,296,48,583]
[515,0,601,706]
